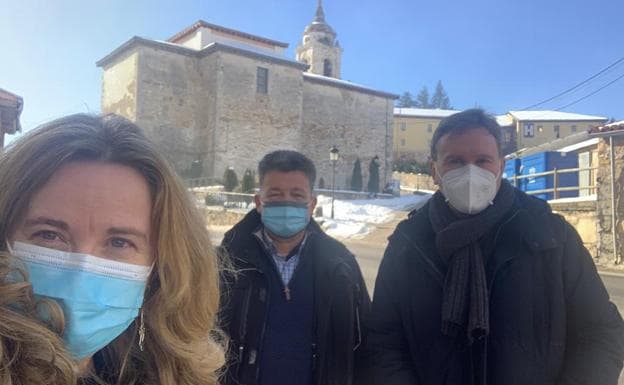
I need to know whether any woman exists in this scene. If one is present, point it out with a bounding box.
[0,114,224,384]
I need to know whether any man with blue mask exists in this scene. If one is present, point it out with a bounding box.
[370,109,624,385]
[219,150,371,385]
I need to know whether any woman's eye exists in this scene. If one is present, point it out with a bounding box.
[34,230,61,242]
[110,238,133,249]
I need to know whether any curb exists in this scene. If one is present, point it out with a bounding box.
[598,270,624,278]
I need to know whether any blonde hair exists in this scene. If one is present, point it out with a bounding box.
[0,114,224,384]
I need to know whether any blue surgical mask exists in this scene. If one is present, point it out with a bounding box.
[261,201,310,238]
[10,241,151,359]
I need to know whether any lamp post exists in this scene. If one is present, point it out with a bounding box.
[330,146,339,219]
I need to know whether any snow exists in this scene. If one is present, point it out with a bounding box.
[394,107,460,118]
[315,193,431,239]
[508,110,606,122]
[557,138,599,153]
[303,73,395,96]
[496,114,514,126]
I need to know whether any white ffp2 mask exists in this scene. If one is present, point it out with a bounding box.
[440,164,498,215]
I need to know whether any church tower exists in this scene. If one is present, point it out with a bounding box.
[296,0,342,78]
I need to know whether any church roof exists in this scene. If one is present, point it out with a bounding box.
[304,73,398,99]
[168,20,289,48]
[304,0,336,36]
[394,108,460,118]
[96,36,307,70]
[0,88,23,135]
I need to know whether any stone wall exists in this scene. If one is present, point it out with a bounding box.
[595,136,624,265]
[302,80,393,191]
[134,46,211,176]
[393,171,437,191]
[550,199,599,258]
[212,51,304,179]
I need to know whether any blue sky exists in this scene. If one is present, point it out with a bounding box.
[1,0,623,140]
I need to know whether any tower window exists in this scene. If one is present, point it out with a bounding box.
[257,67,268,94]
[323,59,332,77]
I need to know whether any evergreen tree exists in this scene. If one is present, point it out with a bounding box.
[318,177,326,189]
[431,80,452,109]
[415,86,430,108]
[223,167,238,192]
[241,169,255,193]
[350,158,363,191]
[397,91,415,108]
[367,156,380,194]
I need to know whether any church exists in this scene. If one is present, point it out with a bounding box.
[97,1,397,189]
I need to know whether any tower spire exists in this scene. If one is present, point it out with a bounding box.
[314,0,325,23]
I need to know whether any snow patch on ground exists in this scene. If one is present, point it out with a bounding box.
[316,193,431,239]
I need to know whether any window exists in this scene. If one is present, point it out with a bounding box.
[554,125,560,139]
[427,124,433,132]
[523,123,534,137]
[571,125,577,132]
[504,132,511,143]
[400,139,406,146]
[323,59,332,77]
[537,125,543,133]
[400,122,406,131]
[256,67,268,94]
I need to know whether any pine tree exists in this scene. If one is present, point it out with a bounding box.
[350,158,363,191]
[318,177,326,189]
[367,156,380,194]
[241,169,255,193]
[415,86,430,108]
[223,167,238,192]
[431,80,452,109]
[397,92,415,108]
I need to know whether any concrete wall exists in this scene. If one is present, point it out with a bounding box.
[550,199,599,258]
[101,50,139,120]
[302,80,393,191]
[515,120,605,149]
[393,115,442,161]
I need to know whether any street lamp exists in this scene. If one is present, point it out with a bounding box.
[329,146,339,219]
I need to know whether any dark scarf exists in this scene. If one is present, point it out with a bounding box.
[429,180,515,344]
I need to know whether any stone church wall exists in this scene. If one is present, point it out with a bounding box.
[211,51,304,180]
[302,79,394,191]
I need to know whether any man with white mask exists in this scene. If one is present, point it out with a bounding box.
[369,109,624,385]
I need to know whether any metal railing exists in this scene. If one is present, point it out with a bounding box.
[507,166,598,199]
[203,191,255,209]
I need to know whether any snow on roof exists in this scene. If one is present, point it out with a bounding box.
[304,73,398,99]
[508,110,607,121]
[393,108,461,118]
[496,114,513,126]
[557,138,600,153]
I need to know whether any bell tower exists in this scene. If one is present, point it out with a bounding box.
[296,0,343,78]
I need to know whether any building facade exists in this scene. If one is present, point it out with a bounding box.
[98,3,396,190]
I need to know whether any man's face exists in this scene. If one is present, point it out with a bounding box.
[430,127,505,189]
[254,170,317,216]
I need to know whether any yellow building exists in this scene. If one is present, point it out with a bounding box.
[506,110,607,150]
[393,108,460,161]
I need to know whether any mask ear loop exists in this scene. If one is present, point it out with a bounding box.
[138,309,146,352]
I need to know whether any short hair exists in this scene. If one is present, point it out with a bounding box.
[258,150,316,190]
[430,108,503,160]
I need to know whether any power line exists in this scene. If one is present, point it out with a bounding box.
[521,55,624,110]
[555,72,624,111]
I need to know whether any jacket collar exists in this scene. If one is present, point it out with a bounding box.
[394,189,560,286]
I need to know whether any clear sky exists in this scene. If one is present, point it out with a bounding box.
[1,0,623,140]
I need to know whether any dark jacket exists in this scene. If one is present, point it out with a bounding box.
[219,210,371,385]
[370,189,624,385]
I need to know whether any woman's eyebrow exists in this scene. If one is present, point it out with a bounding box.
[107,227,148,242]
[23,217,69,231]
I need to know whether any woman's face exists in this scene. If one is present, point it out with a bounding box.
[11,161,153,266]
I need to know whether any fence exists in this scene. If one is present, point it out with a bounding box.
[508,166,598,199]
[203,191,255,210]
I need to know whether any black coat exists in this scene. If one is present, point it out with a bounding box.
[219,210,371,385]
[370,190,624,385]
